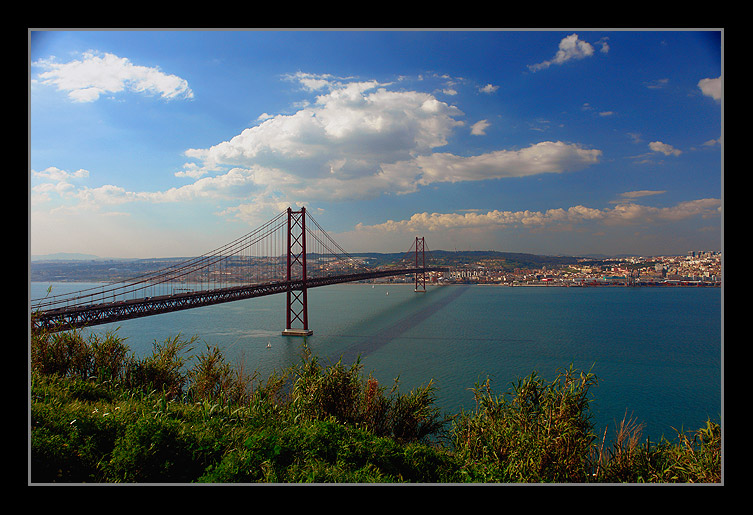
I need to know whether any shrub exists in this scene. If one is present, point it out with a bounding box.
[288,347,446,443]
[31,329,92,378]
[30,327,721,484]
[594,414,722,483]
[106,415,203,482]
[30,372,136,482]
[451,365,598,482]
[121,334,195,399]
[89,330,130,383]
[196,417,458,483]
[187,344,235,403]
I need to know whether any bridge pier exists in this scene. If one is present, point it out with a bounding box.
[282,328,313,336]
[283,207,313,337]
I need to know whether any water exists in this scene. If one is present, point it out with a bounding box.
[30,282,722,440]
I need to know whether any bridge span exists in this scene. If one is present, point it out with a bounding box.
[32,267,447,333]
[31,207,447,335]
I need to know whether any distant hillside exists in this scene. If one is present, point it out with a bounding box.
[348,250,585,269]
[30,250,592,283]
[427,250,583,267]
[31,253,102,262]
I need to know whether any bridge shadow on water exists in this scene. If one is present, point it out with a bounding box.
[327,285,470,365]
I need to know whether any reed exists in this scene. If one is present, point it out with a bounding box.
[450,366,598,482]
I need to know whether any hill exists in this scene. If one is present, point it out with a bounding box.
[30,250,589,283]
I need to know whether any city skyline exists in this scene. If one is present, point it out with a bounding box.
[30,30,722,259]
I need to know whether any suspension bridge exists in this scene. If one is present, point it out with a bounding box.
[31,207,448,335]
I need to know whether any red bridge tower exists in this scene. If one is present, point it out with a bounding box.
[282,207,313,336]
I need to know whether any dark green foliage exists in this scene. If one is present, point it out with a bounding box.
[107,416,203,482]
[121,334,194,399]
[593,413,722,483]
[30,329,721,484]
[451,366,598,482]
[288,347,447,443]
[198,419,461,483]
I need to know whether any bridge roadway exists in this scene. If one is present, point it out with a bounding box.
[32,267,448,333]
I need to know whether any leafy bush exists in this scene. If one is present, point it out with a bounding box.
[288,347,447,443]
[107,416,204,482]
[593,412,722,483]
[197,417,460,483]
[451,366,599,482]
[121,334,194,399]
[30,328,721,484]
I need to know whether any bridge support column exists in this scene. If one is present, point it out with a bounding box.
[414,236,426,293]
[283,206,313,336]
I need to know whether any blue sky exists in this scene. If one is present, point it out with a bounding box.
[30,30,722,258]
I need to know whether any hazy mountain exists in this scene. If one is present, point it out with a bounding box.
[31,253,102,262]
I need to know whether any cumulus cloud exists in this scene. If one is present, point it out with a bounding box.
[355,198,721,233]
[470,119,491,135]
[184,76,463,181]
[528,34,598,72]
[31,167,90,203]
[649,141,682,156]
[33,50,193,102]
[32,166,89,181]
[32,73,604,225]
[181,74,602,204]
[698,76,721,102]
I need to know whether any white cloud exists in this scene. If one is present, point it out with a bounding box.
[33,50,193,102]
[479,83,499,94]
[174,162,210,179]
[73,184,140,207]
[32,73,605,228]
[470,119,491,135]
[698,76,721,102]
[649,141,682,156]
[32,72,605,224]
[355,198,721,233]
[180,139,601,205]
[31,167,90,203]
[32,166,89,181]
[597,37,610,54]
[180,74,603,204]
[617,190,666,200]
[413,141,601,185]
[184,77,463,180]
[528,34,596,72]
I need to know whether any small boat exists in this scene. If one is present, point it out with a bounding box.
[267,341,271,349]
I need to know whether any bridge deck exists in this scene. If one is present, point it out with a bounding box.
[32,267,447,333]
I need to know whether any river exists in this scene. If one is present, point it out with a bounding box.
[30,281,722,441]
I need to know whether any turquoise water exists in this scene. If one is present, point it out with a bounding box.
[30,282,722,440]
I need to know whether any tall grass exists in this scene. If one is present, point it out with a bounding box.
[451,366,598,482]
[29,328,721,483]
[288,345,446,443]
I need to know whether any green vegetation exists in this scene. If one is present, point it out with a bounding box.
[30,329,721,484]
